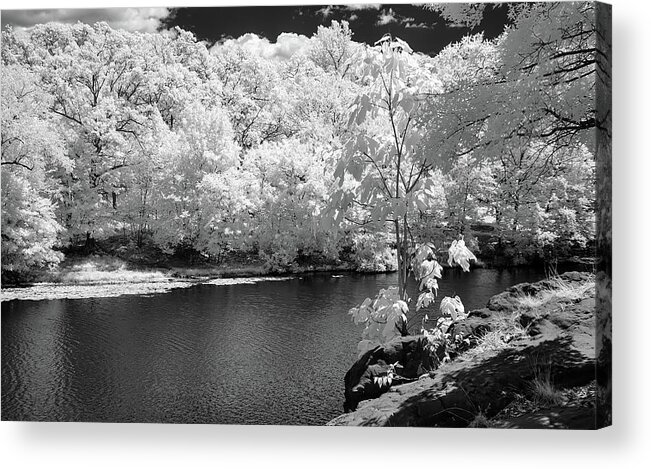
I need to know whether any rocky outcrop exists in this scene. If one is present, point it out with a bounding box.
[486,271,592,311]
[343,335,432,412]
[328,272,597,427]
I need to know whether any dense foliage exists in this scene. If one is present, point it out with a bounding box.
[1,3,597,282]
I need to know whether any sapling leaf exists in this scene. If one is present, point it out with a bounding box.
[447,237,477,272]
[440,295,466,321]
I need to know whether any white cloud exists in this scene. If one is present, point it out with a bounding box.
[317,6,334,18]
[215,32,310,61]
[220,33,272,58]
[399,16,416,25]
[318,4,380,19]
[376,8,397,26]
[404,22,429,29]
[274,33,310,60]
[1,8,169,33]
[346,4,381,11]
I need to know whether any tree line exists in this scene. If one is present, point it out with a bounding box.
[1,3,597,281]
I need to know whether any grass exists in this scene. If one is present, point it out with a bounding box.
[460,311,529,361]
[170,265,267,279]
[468,412,491,428]
[59,258,168,285]
[513,274,595,310]
[528,359,565,407]
[454,273,596,427]
[41,250,350,287]
[529,376,565,407]
[458,272,595,365]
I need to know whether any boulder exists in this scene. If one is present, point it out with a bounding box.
[486,271,592,312]
[343,335,431,412]
[447,308,498,341]
[487,281,550,311]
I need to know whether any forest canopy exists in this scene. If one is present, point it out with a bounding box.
[1,2,597,281]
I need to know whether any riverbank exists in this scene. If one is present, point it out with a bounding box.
[328,271,600,428]
[2,227,595,288]
[0,249,593,303]
[0,275,305,302]
[0,253,350,302]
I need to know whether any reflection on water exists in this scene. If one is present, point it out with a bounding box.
[2,267,559,424]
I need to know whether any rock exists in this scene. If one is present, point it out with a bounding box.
[447,308,497,340]
[561,271,592,282]
[343,335,431,412]
[331,330,595,426]
[330,273,596,427]
[487,281,549,311]
[486,272,592,312]
[344,363,397,413]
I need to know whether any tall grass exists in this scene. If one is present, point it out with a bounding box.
[461,311,529,361]
[513,274,595,310]
[60,259,167,285]
[528,361,565,407]
[468,412,491,428]
[460,273,594,362]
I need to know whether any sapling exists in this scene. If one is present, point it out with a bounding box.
[349,236,476,356]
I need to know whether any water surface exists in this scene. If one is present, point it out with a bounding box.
[2,267,555,425]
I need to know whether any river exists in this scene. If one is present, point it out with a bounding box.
[2,267,561,425]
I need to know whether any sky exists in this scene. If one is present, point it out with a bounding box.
[0,2,510,56]
[1,6,169,33]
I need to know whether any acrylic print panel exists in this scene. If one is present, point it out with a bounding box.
[0,2,611,428]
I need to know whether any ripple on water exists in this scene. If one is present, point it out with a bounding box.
[2,268,554,424]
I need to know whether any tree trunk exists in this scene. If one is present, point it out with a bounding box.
[595,1,612,428]
[395,219,405,301]
[402,214,410,299]
[84,231,95,254]
[394,216,412,305]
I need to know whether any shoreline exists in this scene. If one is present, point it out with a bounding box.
[0,262,360,302]
[0,275,304,302]
[1,253,594,303]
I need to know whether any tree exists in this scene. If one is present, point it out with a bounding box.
[328,36,476,354]
[441,154,495,236]
[195,165,260,262]
[428,2,597,160]
[1,64,70,279]
[328,36,438,301]
[244,138,338,269]
[149,100,239,254]
[307,20,363,80]
[281,54,360,145]
[2,23,221,248]
[423,3,599,262]
[211,42,293,151]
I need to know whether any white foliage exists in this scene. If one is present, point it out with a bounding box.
[418,273,439,293]
[349,286,408,356]
[423,320,449,343]
[410,243,444,311]
[447,238,477,272]
[440,295,466,321]
[416,291,436,310]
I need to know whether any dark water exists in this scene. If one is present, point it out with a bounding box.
[2,267,557,425]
